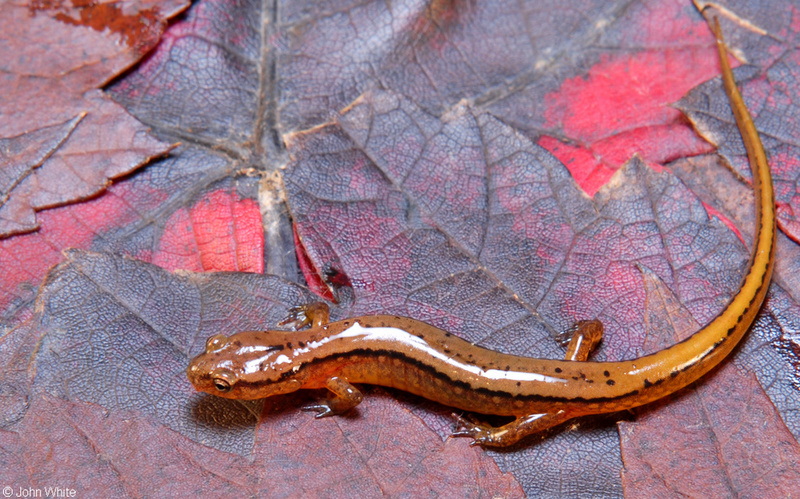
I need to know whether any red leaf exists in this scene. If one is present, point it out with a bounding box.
[2,0,799,496]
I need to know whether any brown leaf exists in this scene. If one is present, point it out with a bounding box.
[0,115,84,228]
[0,0,188,236]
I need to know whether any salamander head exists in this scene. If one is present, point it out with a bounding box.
[186,331,304,400]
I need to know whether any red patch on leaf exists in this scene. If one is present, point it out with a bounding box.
[539,13,724,194]
[0,186,262,312]
[0,183,142,311]
[153,190,263,273]
[703,201,745,245]
[537,136,614,196]
[293,225,335,302]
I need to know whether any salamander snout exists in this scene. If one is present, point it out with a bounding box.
[186,351,239,396]
[186,333,240,393]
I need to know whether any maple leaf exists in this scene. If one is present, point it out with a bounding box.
[0,0,189,237]
[1,0,799,497]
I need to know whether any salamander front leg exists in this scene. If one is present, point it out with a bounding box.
[302,377,364,418]
[279,302,331,329]
[555,319,603,362]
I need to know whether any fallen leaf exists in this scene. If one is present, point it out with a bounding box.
[15,249,521,497]
[284,89,797,496]
[618,267,800,497]
[1,0,799,497]
[680,3,800,244]
[670,154,800,438]
[0,0,188,236]
[0,115,84,210]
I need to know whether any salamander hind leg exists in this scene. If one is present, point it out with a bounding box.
[302,377,363,418]
[278,302,331,330]
[452,411,573,447]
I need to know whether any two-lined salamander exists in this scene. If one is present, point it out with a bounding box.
[187,20,775,447]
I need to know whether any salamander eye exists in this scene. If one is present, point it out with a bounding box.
[209,368,236,393]
[205,334,228,353]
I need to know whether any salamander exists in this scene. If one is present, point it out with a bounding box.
[187,20,776,447]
